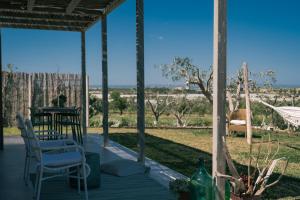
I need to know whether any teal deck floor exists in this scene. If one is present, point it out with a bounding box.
[0,137,175,200]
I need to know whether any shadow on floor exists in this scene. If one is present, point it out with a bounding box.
[109,132,300,199]
[0,138,175,200]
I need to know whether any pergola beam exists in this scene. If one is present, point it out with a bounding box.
[66,0,82,14]
[102,15,109,147]
[0,18,88,28]
[0,15,93,24]
[0,9,98,20]
[27,0,36,11]
[212,0,227,199]
[103,0,125,16]
[136,0,145,164]
[0,22,84,32]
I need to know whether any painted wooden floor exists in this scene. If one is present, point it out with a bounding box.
[0,137,176,200]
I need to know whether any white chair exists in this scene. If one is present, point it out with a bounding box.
[16,113,31,184]
[16,113,78,185]
[26,119,89,200]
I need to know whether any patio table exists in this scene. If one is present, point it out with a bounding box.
[30,107,82,143]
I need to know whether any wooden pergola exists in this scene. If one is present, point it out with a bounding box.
[0,0,227,197]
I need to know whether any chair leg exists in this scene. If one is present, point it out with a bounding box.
[82,163,88,200]
[66,168,70,185]
[77,166,80,194]
[36,168,43,200]
[26,156,31,185]
[23,155,28,181]
[34,166,40,198]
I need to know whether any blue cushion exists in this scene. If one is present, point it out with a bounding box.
[100,159,146,177]
[43,151,82,167]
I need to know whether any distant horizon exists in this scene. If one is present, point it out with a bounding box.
[89,83,300,89]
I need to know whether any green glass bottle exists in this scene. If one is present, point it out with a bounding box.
[212,178,231,200]
[225,180,230,200]
[189,158,213,200]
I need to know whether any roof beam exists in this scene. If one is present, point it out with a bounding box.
[0,9,96,21]
[84,0,125,31]
[0,18,87,28]
[0,15,92,24]
[102,0,125,16]
[27,0,36,11]
[0,9,96,19]
[0,22,84,32]
[66,0,81,14]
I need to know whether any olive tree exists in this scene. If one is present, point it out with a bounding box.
[89,95,102,118]
[170,94,193,127]
[146,93,171,126]
[159,57,213,104]
[110,91,128,115]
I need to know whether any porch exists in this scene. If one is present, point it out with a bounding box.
[0,134,179,200]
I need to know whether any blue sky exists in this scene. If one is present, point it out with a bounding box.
[2,0,300,86]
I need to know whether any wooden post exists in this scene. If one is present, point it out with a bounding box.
[28,74,32,119]
[81,31,87,136]
[213,0,227,199]
[0,29,3,150]
[136,0,145,164]
[243,63,252,145]
[86,75,89,127]
[101,15,109,147]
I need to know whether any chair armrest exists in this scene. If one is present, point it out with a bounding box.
[40,144,83,153]
[34,130,65,139]
[40,139,77,147]
[34,130,59,134]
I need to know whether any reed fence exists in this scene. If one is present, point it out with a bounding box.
[1,71,87,126]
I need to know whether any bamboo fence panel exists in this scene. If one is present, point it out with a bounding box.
[1,72,85,126]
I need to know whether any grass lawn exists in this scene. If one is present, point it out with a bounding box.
[5,127,300,199]
[89,128,300,199]
[90,112,213,127]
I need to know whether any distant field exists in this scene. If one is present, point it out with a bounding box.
[89,112,213,128]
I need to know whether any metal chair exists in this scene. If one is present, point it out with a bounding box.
[55,108,83,144]
[16,113,76,185]
[31,109,53,140]
[26,119,89,200]
[16,113,31,184]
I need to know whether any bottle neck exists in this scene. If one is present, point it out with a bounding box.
[197,160,208,175]
[198,159,205,168]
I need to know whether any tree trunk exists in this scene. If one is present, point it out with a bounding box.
[154,114,159,127]
[175,114,184,127]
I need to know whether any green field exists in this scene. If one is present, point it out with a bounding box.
[90,128,300,200]
[89,112,213,128]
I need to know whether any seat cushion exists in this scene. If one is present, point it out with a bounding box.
[100,159,146,177]
[40,140,66,149]
[230,120,246,125]
[43,151,82,167]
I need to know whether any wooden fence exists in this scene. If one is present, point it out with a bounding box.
[1,72,87,126]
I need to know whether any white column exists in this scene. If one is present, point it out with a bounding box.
[212,0,227,199]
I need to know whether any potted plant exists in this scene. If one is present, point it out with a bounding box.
[169,179,190,200]
[218,135,288,200]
